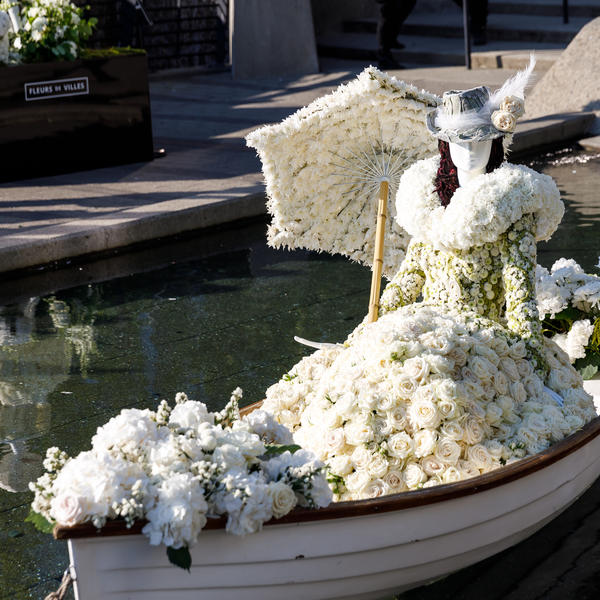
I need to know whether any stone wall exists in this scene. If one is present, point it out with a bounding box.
[76,0,228,71]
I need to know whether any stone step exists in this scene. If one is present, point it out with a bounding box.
[489,0,600,18]
[318,31,564,70]
[343,12,592,44]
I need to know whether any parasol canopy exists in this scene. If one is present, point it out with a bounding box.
[246,67,440,278]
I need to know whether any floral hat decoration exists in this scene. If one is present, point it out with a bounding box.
[426,55,536,143]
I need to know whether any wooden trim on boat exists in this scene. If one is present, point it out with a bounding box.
[54,413,600,540]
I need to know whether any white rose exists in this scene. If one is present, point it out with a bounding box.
[500,95,525,118]
[447,346,468,367]
[499,357,520,382]
[268,481,297,519]
[386,406,407,430]
[435,379,458,401]
[325,428,346,454]
[350,445,372,470]
[421,455,445,477]
[367,453,389,479]
[397,374,419,398]
[408,397,441,430]
[404,462,426,489]
[437,397,458,420]
[413,429,437,458]
[50,492,86,526]
[383,469,405,491]
[491,371,509,396]
[463,417,485,445]
[468,356,496,383]
[328,455,353,477]
[403,356,429,382]
[434,437,461,466]
[485,402,504,425]
[467,444,493,471]
[516,359,533,378]
[490,336,510,357]
[442,466,462,483]
[491,109,517,132]
[344,419,373,446]
[440,420,464,441]
[457,459,480,478]
[360,478,389,499]
[508,340,527,360]
[345,469,370,492]
[510,381,527,404]
[387,431,414,459]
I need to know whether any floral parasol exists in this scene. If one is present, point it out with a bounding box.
[246,67,440,278]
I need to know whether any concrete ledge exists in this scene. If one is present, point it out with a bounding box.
[0,192,267,274]
[511,112,596,156]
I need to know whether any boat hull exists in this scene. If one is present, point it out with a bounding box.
[65,381,600,600]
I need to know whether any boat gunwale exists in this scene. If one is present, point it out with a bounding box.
[54,408,600,541]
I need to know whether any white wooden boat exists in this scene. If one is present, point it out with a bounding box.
[56,379,600,600]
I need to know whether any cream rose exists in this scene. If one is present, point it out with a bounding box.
[404,462,427,489]
[499,357,520,382]
[434,437,461,466]
[463,417,485,445]
[491,109,517,132]
[383,469,405,490]
[500,95,525,118]
[402,356,429,382]
[421,455,446,477]
[351,445,372,470]
[440,421,464,441]
[387,431,414,459]
[367,453,389,479]
[360,478,388,499]
[413,429,437,457]
[325,428,346,454]
[467,444,493,471]
[408,397,441,430]
[50,492,86,526]
[397,374,419,398]
[268,481,298,518]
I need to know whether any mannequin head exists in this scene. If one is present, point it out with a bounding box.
[449,139,493,187]
[434,138,505,207]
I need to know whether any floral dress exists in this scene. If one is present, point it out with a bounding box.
[262,157,597,501]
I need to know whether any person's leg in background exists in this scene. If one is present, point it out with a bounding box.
[376,0,417,68]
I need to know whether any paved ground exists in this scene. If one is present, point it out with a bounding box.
[0,57,595,275]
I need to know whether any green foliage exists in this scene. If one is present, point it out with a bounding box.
[263,444,301,456]
[574,352,600,380]
[167,546,192,572]
[326,472,345,495]
[25,509,55,534]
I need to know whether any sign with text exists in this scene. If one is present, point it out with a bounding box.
[24,77,90,101]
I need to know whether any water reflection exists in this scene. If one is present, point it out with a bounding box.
[0,296,99,495]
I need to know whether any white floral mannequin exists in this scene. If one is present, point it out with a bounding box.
[261,83,596,502]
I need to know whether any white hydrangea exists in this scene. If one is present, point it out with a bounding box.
[30,392,331,554]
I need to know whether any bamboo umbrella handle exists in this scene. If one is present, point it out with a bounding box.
[367,180,389,323]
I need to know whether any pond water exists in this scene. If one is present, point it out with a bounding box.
[0,148,599,599]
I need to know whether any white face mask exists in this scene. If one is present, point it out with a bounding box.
[449,139,493,187]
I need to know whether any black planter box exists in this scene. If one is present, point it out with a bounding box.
[0,54,154,182]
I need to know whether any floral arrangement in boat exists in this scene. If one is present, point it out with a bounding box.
[537,258,600,380]
[0,0,96,64]
[27,390,332,570]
